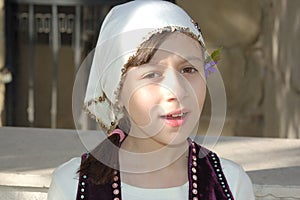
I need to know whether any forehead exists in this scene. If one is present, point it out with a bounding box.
[151,32,203,62]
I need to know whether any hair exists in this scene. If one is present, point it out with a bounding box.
[78,30,204,185]
[78,132,122,184]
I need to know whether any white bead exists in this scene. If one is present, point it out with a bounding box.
[192,167,197,173]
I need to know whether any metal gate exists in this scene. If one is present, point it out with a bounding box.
[5,0,175,129]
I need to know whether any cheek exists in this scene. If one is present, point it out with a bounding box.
[126,87,158,126]
[192,77,206,110]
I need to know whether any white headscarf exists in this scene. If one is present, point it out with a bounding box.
[84,0,205,132]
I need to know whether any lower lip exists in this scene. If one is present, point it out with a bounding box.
[161,114,188,127]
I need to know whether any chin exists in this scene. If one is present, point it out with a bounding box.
[154,131,190,147]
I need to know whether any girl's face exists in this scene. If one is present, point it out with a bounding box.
[120,32,206,146]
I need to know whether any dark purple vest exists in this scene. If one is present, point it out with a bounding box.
[76,142,234,200]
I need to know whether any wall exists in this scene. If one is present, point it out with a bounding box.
[262,0,300,138]
[178,0,300,138]
[2,1,299,138]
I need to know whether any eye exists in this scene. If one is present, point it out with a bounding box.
[180,66,198,74]
[142,72,161,79]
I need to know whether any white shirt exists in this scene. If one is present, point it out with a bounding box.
[122,181,189,200]
[47,157,255,200]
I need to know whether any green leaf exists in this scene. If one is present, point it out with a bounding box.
[211,47,223,62]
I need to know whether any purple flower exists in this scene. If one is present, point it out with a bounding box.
[204,61,217,78]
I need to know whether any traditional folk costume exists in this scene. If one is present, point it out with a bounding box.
[48,1,255,199]
[48,141,254,200]
[75,142,252,200]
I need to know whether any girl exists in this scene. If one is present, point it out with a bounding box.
[48,1,255,199]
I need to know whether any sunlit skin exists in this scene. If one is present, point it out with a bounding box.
[119,32,207,188]
[120,32,206,149]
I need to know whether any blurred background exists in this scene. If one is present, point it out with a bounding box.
[0,0,299,138]
[0,1,299,199]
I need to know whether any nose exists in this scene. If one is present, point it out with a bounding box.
[161,69,188,102]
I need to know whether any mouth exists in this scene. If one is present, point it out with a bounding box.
[161,112,188,119]
[160,110,189,127]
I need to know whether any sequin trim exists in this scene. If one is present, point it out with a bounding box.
[209,152,234,200]
[77,154,89,199]
[77,143,234,199]
[190,142,199,200]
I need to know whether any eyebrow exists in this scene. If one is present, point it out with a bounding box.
[181,56,203,63]
[132,55,203,70]
[184,56,203,61]
[152,56,203,65]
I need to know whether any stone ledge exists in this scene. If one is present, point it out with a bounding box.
[0,185,47,200]
[0,172,50,188]
[254,184,300,199]
[0,127,299,199]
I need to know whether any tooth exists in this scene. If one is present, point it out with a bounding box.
[171,113,184,117]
